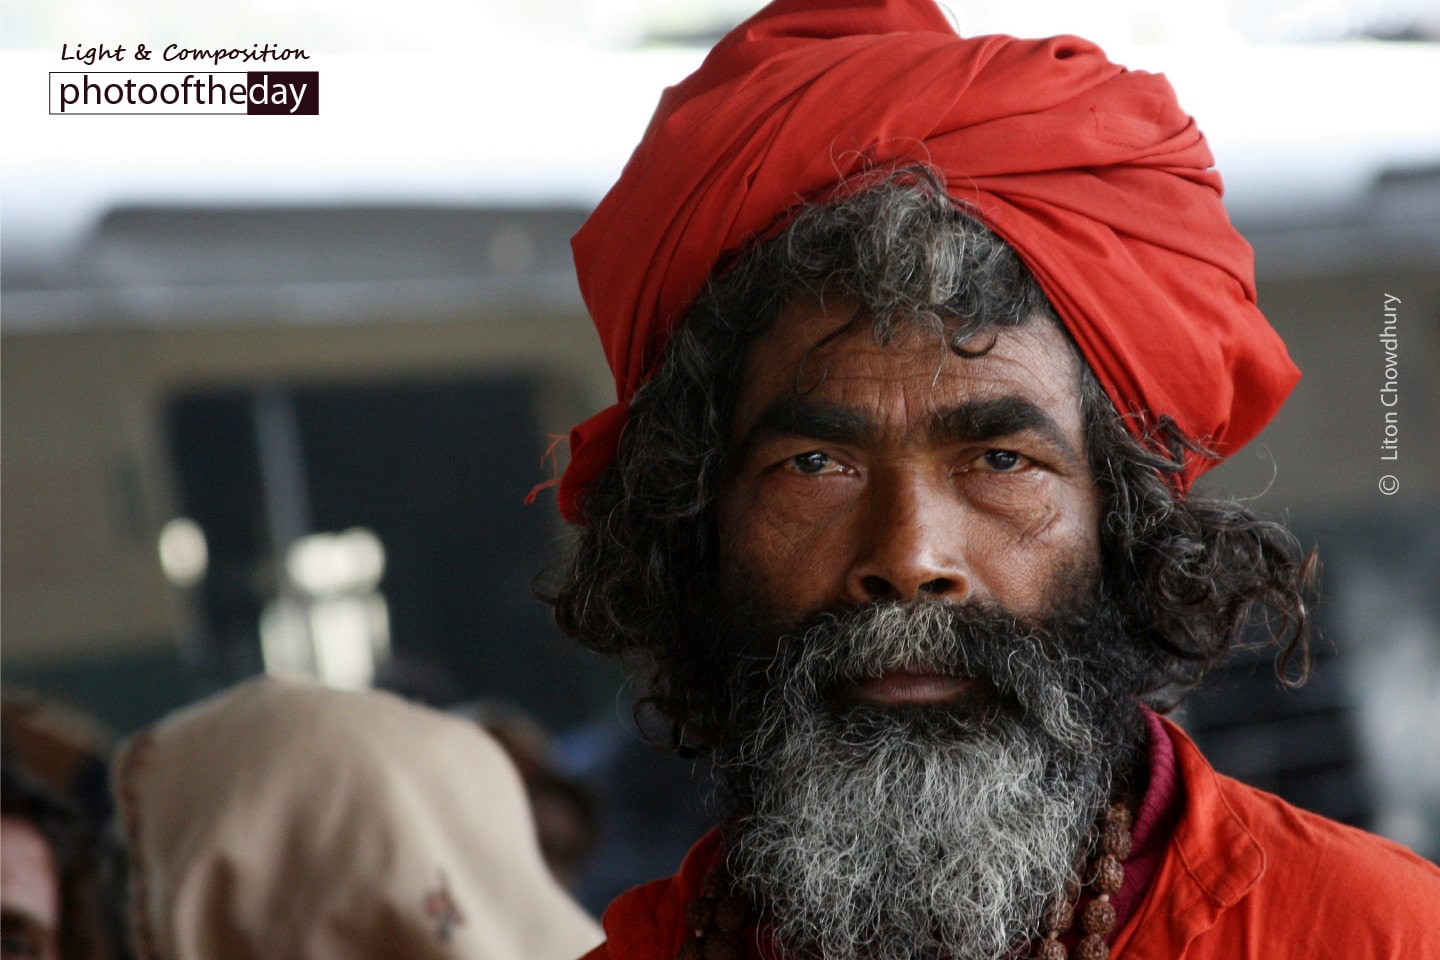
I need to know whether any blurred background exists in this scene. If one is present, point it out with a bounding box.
[4,0,1439,916]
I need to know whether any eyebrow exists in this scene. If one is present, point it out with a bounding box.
[741,396,876,449]
[734,394,1079,461]
[929,396,1079,460]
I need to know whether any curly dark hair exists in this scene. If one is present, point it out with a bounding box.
[545,168,1317,754]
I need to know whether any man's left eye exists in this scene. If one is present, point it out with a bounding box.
[790,451,837,474]
[982,449,1024,471]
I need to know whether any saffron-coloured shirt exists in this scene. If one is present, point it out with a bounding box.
[581,718,1440,959]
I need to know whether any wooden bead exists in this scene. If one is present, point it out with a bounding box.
[1100,823,1132,860]
[684,897,715,931]
[1074,933,1109,960]
[1043,896,1074,934]
[1093,855,1124,896]
[1081,897,1118,937]
[677,937,706,960]
[713,896,751,933]
[1100,801,1133,860]
[1033,937,1068,960]
[700,870,728,899]
[702,933,745,960]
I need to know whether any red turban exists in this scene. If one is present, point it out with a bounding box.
[556,0,1299,523]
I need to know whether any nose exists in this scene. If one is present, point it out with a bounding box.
[843,470,971,605]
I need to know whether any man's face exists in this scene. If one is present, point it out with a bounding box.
[707,301,1136,960]
[719,298,1101,648]
[0,815,60,960]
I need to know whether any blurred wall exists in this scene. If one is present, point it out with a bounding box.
[2,205,616,731]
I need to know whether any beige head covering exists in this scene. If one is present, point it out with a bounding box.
[113,677,602,960]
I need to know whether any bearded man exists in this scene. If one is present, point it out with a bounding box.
[539,1,1440,958]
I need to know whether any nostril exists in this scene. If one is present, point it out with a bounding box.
[861,575,899,601]
[918,577,955,596]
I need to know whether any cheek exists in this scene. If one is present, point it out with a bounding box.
[717,482,850,606]
[953,469,1059,526]
[971,487,1100,606]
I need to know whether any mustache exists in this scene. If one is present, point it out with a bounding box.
[719,594,1138,755]
[731,594,1116,688]
[752,600,1048,678]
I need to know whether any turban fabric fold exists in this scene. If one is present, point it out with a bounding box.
[556,0,1299,523]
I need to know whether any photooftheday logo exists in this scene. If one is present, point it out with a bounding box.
[49,71,319,115]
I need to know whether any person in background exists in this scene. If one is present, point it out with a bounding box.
[110,677,601,960]
[449,700,602,892]
[1,691,115,833]
[1,757,110,960]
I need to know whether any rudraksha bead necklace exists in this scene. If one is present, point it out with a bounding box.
[1031,800,1133,960]
[678,860,755,960]
[677,799,1132,960]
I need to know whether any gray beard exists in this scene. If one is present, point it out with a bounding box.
[714,601,1137,960]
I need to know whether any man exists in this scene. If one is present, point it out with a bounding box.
[541,1,1440,958]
